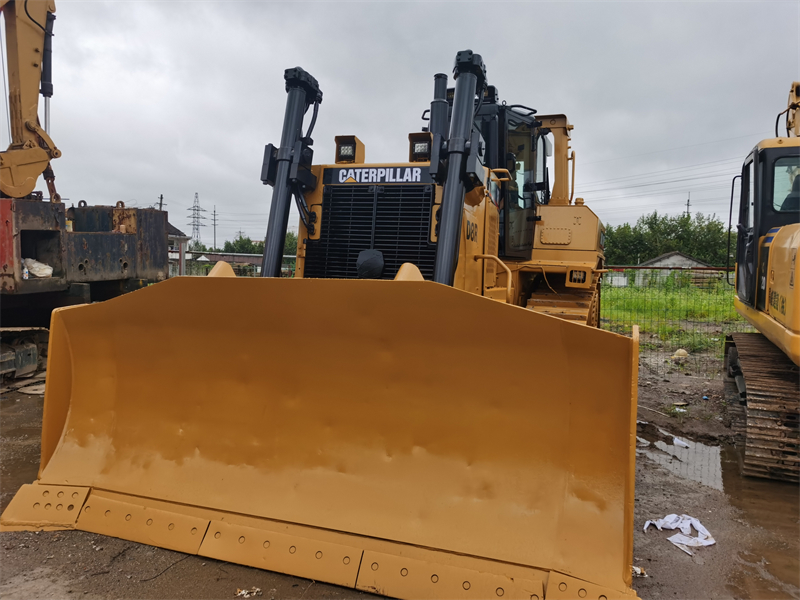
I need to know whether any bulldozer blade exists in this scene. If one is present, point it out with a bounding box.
[2,276,639,599]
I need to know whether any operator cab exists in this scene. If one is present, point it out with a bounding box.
[441,86,551,261]
[735,143,800,308]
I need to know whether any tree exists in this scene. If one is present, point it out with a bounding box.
[604,211,731,266]
[222,233,263,254]
[188,240,207,252]
[219,231,298,255]
[284,231,298,255]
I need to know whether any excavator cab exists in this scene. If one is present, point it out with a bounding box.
[735,140,800,312]
[735,143,800,308]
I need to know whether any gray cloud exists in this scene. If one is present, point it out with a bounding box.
[2,0,796,244]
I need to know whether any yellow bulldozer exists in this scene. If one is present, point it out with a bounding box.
[2,48,640,599]
[725,82,800,483]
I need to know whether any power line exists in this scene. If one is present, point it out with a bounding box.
[580,181,732,202]
[578,156,741,187]
[579,170,736,194]
[595,202,729,218]
[582,132,771,166]
[585,180,732,203]
[596,195,730,216]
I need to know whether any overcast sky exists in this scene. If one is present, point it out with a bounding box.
[1,0,797,245]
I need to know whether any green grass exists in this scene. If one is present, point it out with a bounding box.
[601,280,741,324]
[600,279,754,357]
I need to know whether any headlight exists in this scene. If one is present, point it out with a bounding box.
[408,133,432,162]
[334,136,363,164]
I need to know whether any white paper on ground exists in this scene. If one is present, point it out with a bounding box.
[643,513,715,556]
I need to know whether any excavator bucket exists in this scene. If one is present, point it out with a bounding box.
[2,273,640,599]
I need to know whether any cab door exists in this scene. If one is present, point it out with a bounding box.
[736,156,758,306]
[499,112,537,259]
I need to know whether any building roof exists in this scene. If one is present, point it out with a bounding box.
[167,222,190,240]
[636,250,711,267]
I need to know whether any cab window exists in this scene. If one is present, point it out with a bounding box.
[743,160,754,229]
[773,156,800,213]
[505,120,536,252]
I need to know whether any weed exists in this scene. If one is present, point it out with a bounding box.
[661,404,689,423]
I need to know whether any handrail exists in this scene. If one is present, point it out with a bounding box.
[474,254,512,304]
[569,150,576,204]
[489,168,511,183]
[726,174,741,286]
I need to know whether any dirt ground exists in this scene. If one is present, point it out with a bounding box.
[1,370,798,600]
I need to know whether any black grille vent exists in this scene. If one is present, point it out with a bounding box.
[304,184,437,280]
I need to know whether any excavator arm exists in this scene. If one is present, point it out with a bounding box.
[0,0,60,199]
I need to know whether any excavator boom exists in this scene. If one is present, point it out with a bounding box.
[0,0,60,199]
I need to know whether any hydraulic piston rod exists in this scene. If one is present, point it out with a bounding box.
[433,50,486,286]
[42,11,55,133]
[261,67,321,278]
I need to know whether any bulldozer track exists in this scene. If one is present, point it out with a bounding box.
[730,333,800,482]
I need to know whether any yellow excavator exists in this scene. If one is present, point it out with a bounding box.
[2,49,640,599]
[725,82,800,483]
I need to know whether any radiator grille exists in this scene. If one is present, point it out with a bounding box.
[304,184,437,280]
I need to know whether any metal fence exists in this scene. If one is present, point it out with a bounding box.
[170,256,296,278]
[600,267,755,378]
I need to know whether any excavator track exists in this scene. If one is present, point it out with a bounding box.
[727,332,800,482]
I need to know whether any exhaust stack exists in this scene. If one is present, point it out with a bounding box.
[429,73,449,141]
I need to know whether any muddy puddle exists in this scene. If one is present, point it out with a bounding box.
[637,421,800,599]
[637,422,722,490]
